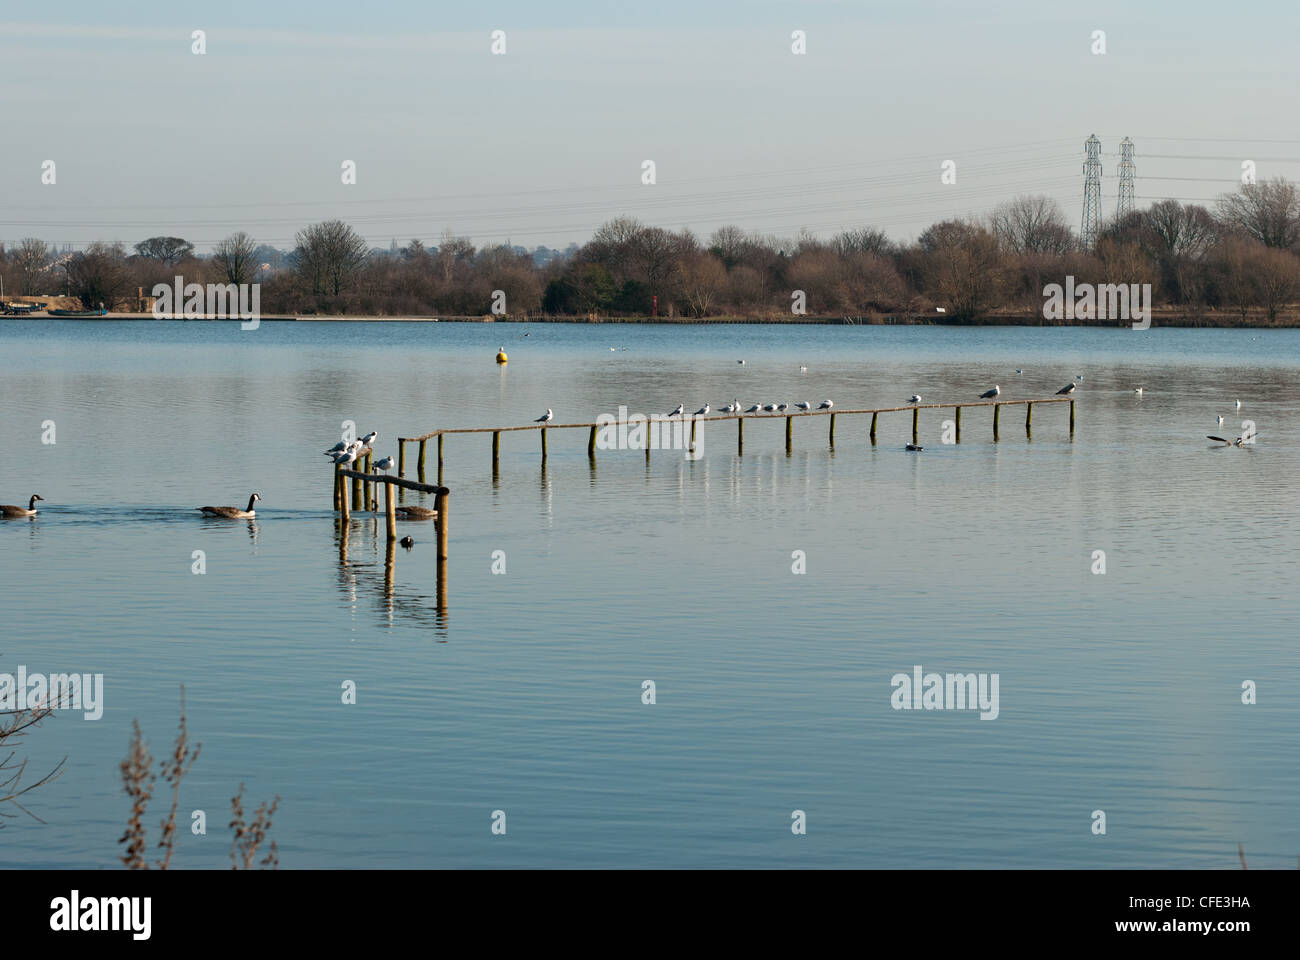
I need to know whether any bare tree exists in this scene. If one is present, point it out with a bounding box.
[990,196,1075,255]
[64,242,132,309]
[1216,178,1300,249]
[293,220,369,296]
[10,238,50,295]
[133,236,195,266]
[1252,245,1300,322]
[679,252,727,316]
[213,231,259,286]
[918,220,1008,321]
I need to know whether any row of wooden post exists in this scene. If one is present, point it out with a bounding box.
[393,400,1075,477]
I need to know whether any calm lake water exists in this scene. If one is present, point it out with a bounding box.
[1,319,1297,868]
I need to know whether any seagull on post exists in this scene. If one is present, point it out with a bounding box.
[535,408,554,423]
[979,386,1000,400]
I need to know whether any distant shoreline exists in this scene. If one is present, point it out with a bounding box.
[5,311,1300,328]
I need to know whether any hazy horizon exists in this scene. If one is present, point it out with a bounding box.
[3,0,1299,252]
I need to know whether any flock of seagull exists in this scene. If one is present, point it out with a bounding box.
[323,431,437,527]
[0,383,1255,522]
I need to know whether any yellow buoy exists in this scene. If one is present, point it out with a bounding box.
[496,346,508,365]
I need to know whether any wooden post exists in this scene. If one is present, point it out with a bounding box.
[383,478,396,542]
[541,428,548,460]
[365,452,376,510]
[333,465,342,511]
[829,413,836,446]
[351,466,362,510]
[397,440,406,478]
[437,434,445,484]
[993,403,1000,441]
[434,489,449,610]
[870,412,878,445]
[955,406,962,443]
[912,407,919,444]
[785,416,792,453]
[492,431,500,473]
[1025,401,1033,435]
[1070,400,1076,435]
[737,416,744,454]
[645,421,651,462]
[690,418,697,447]
[587,424,597,459]
[418,439,427,480]
[340,476,351,523]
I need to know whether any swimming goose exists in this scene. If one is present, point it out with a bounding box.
[395,505,438,520]
[1,494,44,517]
[198,494,261,519]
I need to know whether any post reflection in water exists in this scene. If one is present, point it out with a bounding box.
[333,510,448,636]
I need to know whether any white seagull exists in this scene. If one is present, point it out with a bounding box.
[324,440,348,456]
[1216,415,1224,425]
[693,403,710,417]
[795,401,811,411]
[763,403,777,412]
[979,386,1001,399]
[776,402,789,413]
[1134,387,1144,395]
[1056,383,1076,396]
[908,395,921,404]
[375,455,395,475]
[1235,399,1242,409]
[360,431,378,446]
[535,408,554,423]
[744,404,761,414]
[668,404,684,417]
[818,400,833,409]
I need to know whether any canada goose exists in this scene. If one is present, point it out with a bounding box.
[198,494,261,519]
[375,456,395,475]
[979,386,1000,399]
[535,409,553,423]
[1056,383,1076,396]
[1,494,44,517]
[399,536,414,550]
[395,505,438,520]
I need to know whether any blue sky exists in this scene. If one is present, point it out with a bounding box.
[2,0,1297,251]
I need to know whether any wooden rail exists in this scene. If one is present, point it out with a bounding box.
[333,466,449,609]
[395,397,1076,479]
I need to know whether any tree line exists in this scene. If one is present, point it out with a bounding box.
[3,178,1299,322]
